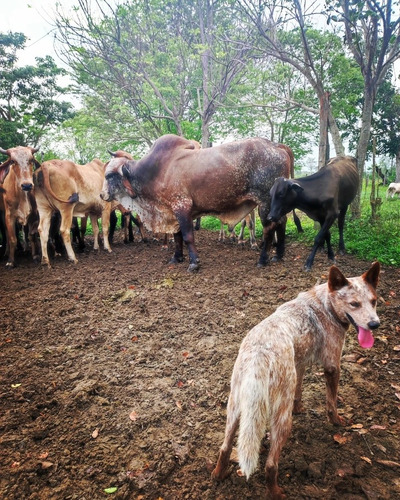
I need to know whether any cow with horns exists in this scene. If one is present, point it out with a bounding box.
[101,134,295,271]
[0,146,41,267]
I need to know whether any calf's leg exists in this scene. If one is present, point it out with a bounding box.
[304,215,335,271]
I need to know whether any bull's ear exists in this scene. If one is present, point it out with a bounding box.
[0,159,11,183]
[290,182,303,193]
[328,265,349,291]
[362,261,380,290]
[122,164,133,180]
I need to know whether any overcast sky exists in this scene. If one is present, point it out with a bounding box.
[0,1,70,66]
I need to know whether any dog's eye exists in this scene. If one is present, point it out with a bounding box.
[350,301,361,308]
[371,299,377,307]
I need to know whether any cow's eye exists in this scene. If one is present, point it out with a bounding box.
[350,301,361,308]
[105,173,119,180]
[371,299,377,307]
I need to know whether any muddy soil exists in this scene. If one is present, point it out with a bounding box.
[1,227,399,500]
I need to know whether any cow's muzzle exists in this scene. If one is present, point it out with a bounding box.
[267,213,279,222]
[100,191,114,202]
[21,183,33,192]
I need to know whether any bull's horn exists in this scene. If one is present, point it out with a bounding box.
[0,147,8,155]
[108,150,117,157]
[31,146,40,153]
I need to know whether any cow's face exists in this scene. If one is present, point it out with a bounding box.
[0,146,39,192]
[268,178,302,222]
[101,157,136,202]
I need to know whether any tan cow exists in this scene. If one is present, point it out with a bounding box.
[0,146,40,267]
[33,158,113,266]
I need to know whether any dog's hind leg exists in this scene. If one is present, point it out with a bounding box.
[293,362,306,414]
[212,394,240,480]
[265,404,293,500]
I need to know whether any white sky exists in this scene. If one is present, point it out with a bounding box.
[0,1,73,67]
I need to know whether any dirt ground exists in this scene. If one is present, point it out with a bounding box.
[1,226,399,500]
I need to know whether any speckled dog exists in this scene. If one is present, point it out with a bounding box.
[212,262,381,499]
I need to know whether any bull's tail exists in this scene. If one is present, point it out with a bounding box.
[237,370,270,479]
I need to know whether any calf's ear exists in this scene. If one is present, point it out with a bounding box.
[328,265,349,291]
[362,261,380,290]
[290,182,303,193]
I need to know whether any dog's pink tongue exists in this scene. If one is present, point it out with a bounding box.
[358,327,374,349]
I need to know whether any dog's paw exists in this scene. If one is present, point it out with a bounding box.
[328,413,347,426]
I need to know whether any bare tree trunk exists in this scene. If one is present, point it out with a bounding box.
[352,85,375,217]
[396,150,400,182]
[319,92,330,168]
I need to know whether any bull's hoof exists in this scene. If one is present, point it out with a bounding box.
[169,256,184,264]
[187,261,200,272]
[5,261,15,268]
[257,260,268,268]
[271,255,282,263]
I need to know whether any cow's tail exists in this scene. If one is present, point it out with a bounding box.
[237,368,269,479]
[35,163,79,204]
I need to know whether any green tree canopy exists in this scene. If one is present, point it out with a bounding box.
[0,31,75,149]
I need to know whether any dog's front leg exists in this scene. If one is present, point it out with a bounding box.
[324,365,346,425]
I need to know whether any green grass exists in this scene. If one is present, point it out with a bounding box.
[201,182,400,267]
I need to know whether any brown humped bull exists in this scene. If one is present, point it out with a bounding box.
[100,134,294,271]
[33,158,114,266]
[0,146,41,267]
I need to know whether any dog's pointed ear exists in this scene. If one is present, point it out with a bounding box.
[328,265,349,291]
[362,261,380,290]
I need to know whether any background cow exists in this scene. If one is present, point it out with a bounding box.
[386,182,400,199]
[268,155,359,271]
[33,158,114,266]
[101,134,294,271]
[0,146,41,267]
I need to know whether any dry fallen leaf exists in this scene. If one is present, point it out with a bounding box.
[360,456,372,465]
[370,425,386,431]
[129,410,138,421]
[333,433,350,445]
[376,460,400,468]
[92,428,99,439]
[38,452,49,460]
[40,461,54,469]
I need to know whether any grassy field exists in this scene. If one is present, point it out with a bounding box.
[201,182,400,267]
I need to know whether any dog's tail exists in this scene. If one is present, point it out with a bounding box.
[237,372,269,479]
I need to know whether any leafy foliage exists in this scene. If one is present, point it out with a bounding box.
[0,31,74,148]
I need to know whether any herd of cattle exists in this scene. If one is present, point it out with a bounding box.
[1,134,393,272]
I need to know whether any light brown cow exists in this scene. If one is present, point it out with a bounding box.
[33,158,113,266]
[0,146,40,267]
